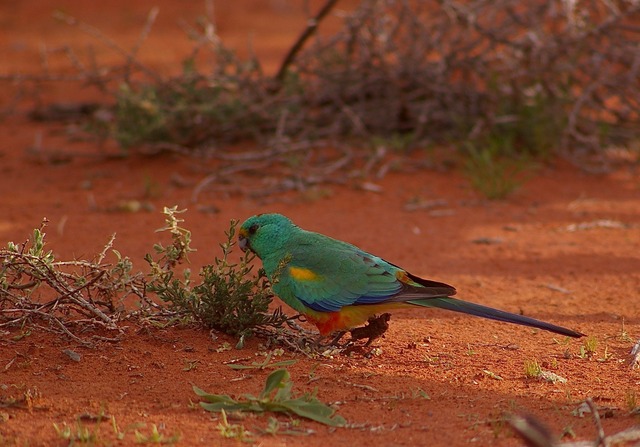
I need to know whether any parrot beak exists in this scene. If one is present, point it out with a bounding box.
[238,227,250,252]
[239,235,249,252]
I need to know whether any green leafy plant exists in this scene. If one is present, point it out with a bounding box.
[145,207,289,341]
[194,369,346,427]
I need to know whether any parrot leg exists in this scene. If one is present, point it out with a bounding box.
[329,331,347,346]
[349,313,391,346]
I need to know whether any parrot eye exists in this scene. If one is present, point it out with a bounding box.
[248,224,260,235]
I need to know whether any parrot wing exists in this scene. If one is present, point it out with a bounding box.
[276,234,455,313]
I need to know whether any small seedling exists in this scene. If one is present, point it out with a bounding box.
[412,388,431,400]
[552,336,573,346]
[53,421,97,444]
[194,368,345,427]
[523,359,542,378]
[134,423,180,444]
[597,345,612,363]
[263,417,281,436]
[619,319,633,343]
[216,409,252,441]
[524,359,566,383]
[577,346,587,359]
[582,335,598,356]
[306,363,320,383]
[111,415,126,441]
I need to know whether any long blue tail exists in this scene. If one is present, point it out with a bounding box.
[408,297,584,338]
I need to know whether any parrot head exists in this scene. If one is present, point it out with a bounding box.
[238,213,296,259]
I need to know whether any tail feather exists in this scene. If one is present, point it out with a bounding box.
[409,297,584,338]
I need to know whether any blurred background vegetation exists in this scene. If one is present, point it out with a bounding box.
[5,0,640,198]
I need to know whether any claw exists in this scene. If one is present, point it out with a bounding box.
[349,313,391,346]
[329,331,347,346]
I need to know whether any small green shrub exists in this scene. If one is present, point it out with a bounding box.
[145,208,288,340]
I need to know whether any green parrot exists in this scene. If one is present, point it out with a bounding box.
[238,213,584,340]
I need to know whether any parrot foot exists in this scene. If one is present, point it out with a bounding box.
[319,314,391,351]
[328,331,347,346]
[349,313,391,346]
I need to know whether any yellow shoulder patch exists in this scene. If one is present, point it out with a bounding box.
[289,266,319,281]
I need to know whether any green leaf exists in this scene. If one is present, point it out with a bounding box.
[200,401,256,413]
[192,386,236,404]
[273,377,293,402]
[278,398,346,427]
[261,369,289,398]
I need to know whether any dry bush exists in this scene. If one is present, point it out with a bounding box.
[0,221,141,345]
[291,0,640,155]
[0,211,301,348]
[4,1,639,180]
[112,0,640,168]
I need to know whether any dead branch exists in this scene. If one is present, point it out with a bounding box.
[53,10,163,84]
[274,0,341,84]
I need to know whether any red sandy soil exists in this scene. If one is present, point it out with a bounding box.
[1,2,640,446]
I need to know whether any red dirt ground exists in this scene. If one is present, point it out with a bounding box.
[1,2,639,446]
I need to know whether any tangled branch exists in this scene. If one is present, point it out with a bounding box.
[0,221,144,345]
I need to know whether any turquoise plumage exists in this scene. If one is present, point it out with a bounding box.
[238,213,583,339]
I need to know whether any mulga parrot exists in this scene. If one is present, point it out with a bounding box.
[238,213,584,341]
